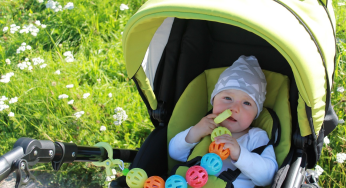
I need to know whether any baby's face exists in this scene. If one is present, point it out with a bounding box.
[212,89,257,134]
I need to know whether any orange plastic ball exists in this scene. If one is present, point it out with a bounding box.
[144,176,165,188]
[209,141,230,160]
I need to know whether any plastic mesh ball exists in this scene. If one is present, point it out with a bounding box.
[211,127,232,142]
[165,175,187,188]
[209,141,230,160]
[126,168,148,188]
[200,153,223,175]
[144,176,165,188]
[185,166,208,188]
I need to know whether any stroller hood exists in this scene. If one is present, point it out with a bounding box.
[122,0,336,137]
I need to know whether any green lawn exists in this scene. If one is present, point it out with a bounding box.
[0,0,345,187]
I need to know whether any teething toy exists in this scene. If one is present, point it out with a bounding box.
[214,109,232,124]
[186,166,208,188]
[126,168,148,188]
[200,153,223,175]
[209,141,230,160]
[144,176,165,188]
[165,175,187,188]
[211,127,232,142]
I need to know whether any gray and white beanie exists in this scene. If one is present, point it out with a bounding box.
[210,55,267,119]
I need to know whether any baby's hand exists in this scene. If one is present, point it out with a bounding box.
[215,134,240,161]
[186,114,218,143]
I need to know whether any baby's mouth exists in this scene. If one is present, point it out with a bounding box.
[228,116,237,122]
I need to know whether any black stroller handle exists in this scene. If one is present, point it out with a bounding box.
[0,137,138,188]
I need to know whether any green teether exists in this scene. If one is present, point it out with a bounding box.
[126,168,148,188]
[122,168,130,176]
[211,127,232,142]
[214,109,232,124]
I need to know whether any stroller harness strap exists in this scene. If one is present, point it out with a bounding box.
[171,108,280,187]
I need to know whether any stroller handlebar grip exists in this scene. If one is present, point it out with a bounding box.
[0,146,25,182]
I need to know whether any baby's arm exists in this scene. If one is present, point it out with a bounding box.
[169,127,197,162]
[185,113,218,143]
[232,131,278,186]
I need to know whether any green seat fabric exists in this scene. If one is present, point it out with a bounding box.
[167,67,292,173]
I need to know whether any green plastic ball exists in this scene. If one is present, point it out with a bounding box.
[126,168,148,188]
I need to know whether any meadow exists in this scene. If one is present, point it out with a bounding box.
[0,0,345,187]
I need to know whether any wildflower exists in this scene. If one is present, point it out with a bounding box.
[32,57,44,65]
[63,51,75,62]
[314,165,324,177]
[3,27,8,32]
[8,112,14,117]
[0,104,9,111]
[66,84,74,88]
[0,96,8,101]
[35,20,41,26]
[113,107,128,125]
[58,94,68,99]
[5,59,11,65]
[337,86,345,93]
[83,93,90,99]
[0,72,14,83]
[64,2,74,10]
[55,70,61,75]
[120,4,129,11]
[37,0,44,3]
[74,111,84,119]
[9,97,18,104]
[39,64,47,68]
[41,24,47,28]
[114,120,121,125]
[46,0,62,12]
[26,45,32,50]
[336,153,346,163]
[100,125,106,131]
[108,93,112,98]
[67,100,74,104]
[324,137,330,145]
[20,24,39,36]
[10,24,20,34]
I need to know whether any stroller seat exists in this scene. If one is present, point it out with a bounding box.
[167,67,292,172]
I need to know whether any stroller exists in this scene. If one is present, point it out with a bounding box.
[114,0,338,187]
[0,0,339,187]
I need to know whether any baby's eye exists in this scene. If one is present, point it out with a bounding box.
[244,101,251,106]
[225,97,232,100]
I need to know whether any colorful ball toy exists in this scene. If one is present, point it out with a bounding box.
[200,153,223,175]
[209,141,230,160]
[165,175,187,188]
[144,176,165,188]
[126,168,148,188]
[211,127,232,142]
[185,166,208,188]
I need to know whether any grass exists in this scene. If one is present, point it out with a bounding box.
[0,0,345,187]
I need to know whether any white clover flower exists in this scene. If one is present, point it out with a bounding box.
[28,66,33,71]
[108,93,112,98]
[9,97,18,104]
[46,0,62,12]
[64,2,74,10]
[0,101,3,105]
[63,51,75,62]
[58,94,69,99]
[32,57,44,65]
[39,64,47,68]
[3,27,8,32]
[55,70,61,75]
[337,86,345,93]
[35,20,41,26]
[10,25,20,34]
[8,112,14,117]
[26,45,32,50]
[37,0,44,3]
[315,165,324,177]
[83,93,90,99]
[5,59,11,65]
[100,125,106,131]
[0,72,14,83]
[67,100,74,104]
[66,84,74,88]
[336,153,346,163]
[22,42,26,46]
[74,111,84,119]
[120,4,129,11]
[324,136,330,145]
[0,104,9,111]
[113,107,128,125]
[0,96,8,101]
[41,24,47,28]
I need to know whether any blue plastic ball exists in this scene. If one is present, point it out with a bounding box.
[165,175,187,188]
[200,153,223,175]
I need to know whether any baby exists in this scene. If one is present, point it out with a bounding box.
[169,55,278,187]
